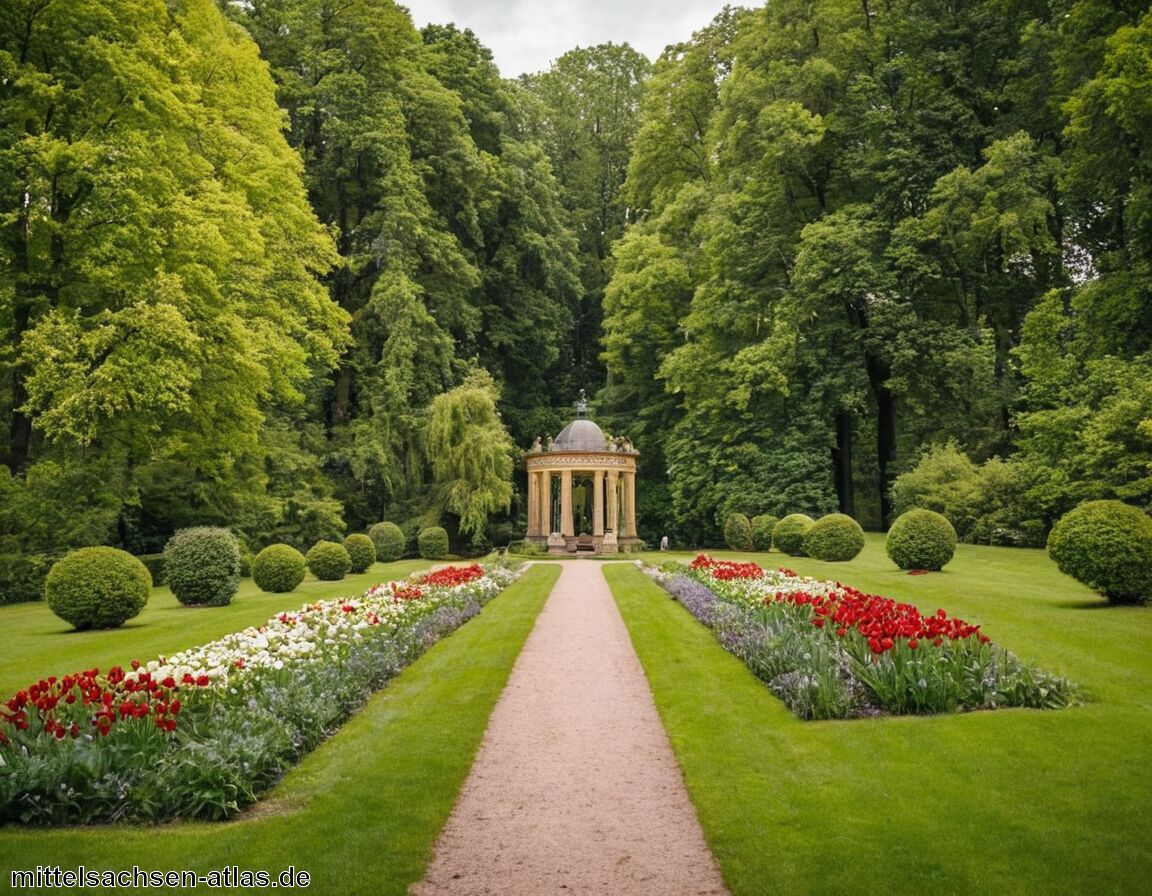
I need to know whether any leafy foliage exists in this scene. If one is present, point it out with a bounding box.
[886,510,958,572]
[418,527,450,561]
[0,0,346,572]
[723,513,754,552]
[305,541,351,582]
[369,522,407,563]
[163,528,243,607]
[1047,501,1152,604]
[424,371,514,539]
[892,443,1045,547]
[751,515,779,552]
[773,514,815,557]
[804,514,866,562]
[343,534,377,574]
[251,544,307,594]
[44,548,151,630]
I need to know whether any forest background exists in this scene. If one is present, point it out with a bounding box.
[2,0,1150,602]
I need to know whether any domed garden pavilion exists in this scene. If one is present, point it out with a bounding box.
[524,395,641,554]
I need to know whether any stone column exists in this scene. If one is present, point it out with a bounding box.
[543,472,552,535]
[560,469,574,537]
[593,470,605,537]
[624,470,637,538]
[544,471,555,533]
[606,470,619,533]
[527,468,539,537]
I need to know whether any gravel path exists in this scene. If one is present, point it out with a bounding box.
[412,561,729,896]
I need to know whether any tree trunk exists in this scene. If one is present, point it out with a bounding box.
[833,410,856,518]
[864,352,897,528]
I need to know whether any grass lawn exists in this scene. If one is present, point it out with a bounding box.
[0,563,560,895]
[612,535,1151,896]
[0,560,433,699]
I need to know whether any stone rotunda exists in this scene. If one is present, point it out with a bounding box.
[524,394,640,554]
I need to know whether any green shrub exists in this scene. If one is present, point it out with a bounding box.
[164,527,242,607]
[1047,500,1152,604]
[0,550,59,605]
[418,526,450,560]
[507,539,545,557]
[369,522,406,562]
[136,553,165,586]
[804,513,866,562]
[343,533,376,573]
[462,532,492,558]
[251,544,307,593]
[751,515,779,552]
[892,443,1045,546]
[238,550,253,579]
[306,540,351,581]
[773,514,815,556]
[886,509,957,571]
[45,547,151,630]
[723,512,754,551]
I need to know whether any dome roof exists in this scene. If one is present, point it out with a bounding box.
[553,418,607,452]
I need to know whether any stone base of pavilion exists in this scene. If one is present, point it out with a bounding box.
[532,534,645,555]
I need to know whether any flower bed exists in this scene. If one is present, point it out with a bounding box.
[647,555,1076,719]
[0,563,518,825]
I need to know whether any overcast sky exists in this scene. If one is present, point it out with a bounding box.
[401,1,735,77]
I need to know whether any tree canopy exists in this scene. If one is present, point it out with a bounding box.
[3,0,1150,593]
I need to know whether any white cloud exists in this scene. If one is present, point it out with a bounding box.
[401,0,735,77]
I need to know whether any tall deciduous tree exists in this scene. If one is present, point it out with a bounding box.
[424,370,515,541]
[0,0,346,569]
[522,43,651,393]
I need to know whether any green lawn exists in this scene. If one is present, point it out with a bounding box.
[5,541,1148,895]
[612,535,1151,896]
[0,564,560,895]
[0,561,433,698]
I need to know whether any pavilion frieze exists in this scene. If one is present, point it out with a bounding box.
[525,452,638,469]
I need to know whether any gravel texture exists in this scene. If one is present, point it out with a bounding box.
[412,561,729,896]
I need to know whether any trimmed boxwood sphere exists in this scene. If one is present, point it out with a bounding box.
[1047,500,1152,604]
[723,512,753,551]
[164,527,242,607]
[306,541,352,581]
[804,513,866,562]
[369,522,406,562]
[344,533,376,573]
[751,515,779,552]
[886,509,957,571]
[46,547,151,630]
[251,544,307,593]
[773,514,815,556]
[418,526,450,560]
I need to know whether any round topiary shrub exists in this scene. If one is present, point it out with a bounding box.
[164,527,242,607]
[344,533,376,573]
[370,515,407,557]
[1047,500,1152,604]
[885,509,957,571]
[45,547,151,630]
[418,526,450,560]
[804,513,866,562]
[369,521,406,562]
[751,514,779,552]
[773,514,815,556]
[306,540,352,581]
[251,544,307,593]
[723,512,753,551]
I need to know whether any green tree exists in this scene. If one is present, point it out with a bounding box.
[424,370,515,540]
[420,24,583,444]
[0,0,345,564]
[522,43,651,393]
